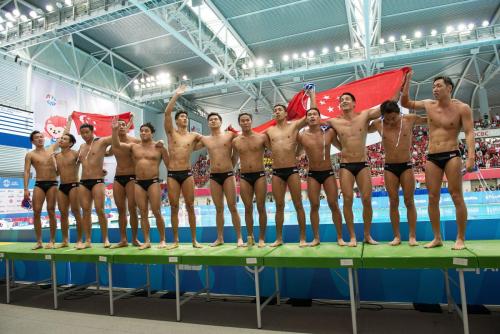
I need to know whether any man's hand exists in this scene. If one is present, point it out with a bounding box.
[175,84,187,96]
[466,157,475,173]
[155,140,165,148]
[23,189,30,200]
[111,117,119,130]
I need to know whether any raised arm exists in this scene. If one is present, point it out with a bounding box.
[23,153,32,199]
[461,104,475,172]
[111,117,123,150]
[165,84,187,135]
[330,128,342,151]
[401,71,427,110]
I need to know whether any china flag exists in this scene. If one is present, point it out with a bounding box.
[253,67,410,132]
[72,112,134,137]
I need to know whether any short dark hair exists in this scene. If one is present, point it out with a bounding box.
[380,100,400,115]
[207,112,222,122]
[30,130,41,142]
[433,76,454,91]
[175,110,188,120]
[273,104,287,111]
[80,123,94,131]
[238,113,252,122]
[63,133,77,147]
[339,92,356,102]
[140,122,155,133]
[306,108,320,117]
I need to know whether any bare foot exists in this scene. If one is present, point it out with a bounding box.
[309,239,320,247]
[103,241,111,248]
[364,236,379,245]
[247,236,255,247]
[409,237,419,247]
[348,239,357,247]
[452,239,466,250]
[424,239,443,248]
[56,242,69,249]
[139,242,151,250]
[299,240,308,248]
[157,241,167,249]
[192,241,203,248]
[44,242,55,249]
[389,237,401,246]
[32,242,43,250]
[132,240,143,247]
[84,241,92,249]
[210,239,224,247]
[237,238,246,247]
[75,241,85,250]
[337,239,346,247]
[270,240,283,248]
[111,241,128,249]
[258,240,266,248]
[167,242,179,250]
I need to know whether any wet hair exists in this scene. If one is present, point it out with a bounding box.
[238,113,253,122]
[433,76,454,91]
[380,100,400,115]
[80,123,94,131]
[30,130,41,142]
[140,122,155,133]
[339,92,356,102]
[63,133,77,147]
[306,108,321,117]
[207,112,222,122]
[175,110,188,120]
[273,104,287,112]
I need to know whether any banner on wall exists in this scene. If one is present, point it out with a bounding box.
[0,104,33,148]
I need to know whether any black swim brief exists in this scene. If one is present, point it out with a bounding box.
[168,170,193,186]
[114,174,136,188]
[339,162,370,177]
[308,169,335,184]
[35,180,58,193]
[80,179,104,191]
[272,167,299,182]
[384,162,413,178]
[210,171,234,186]
[58,182,79,197]
[240,171,266,187]
[427,150,461,170]
[136,178,160,192]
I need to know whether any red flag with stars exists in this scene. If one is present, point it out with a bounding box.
[72,112,134,137]
[253,67,410,132]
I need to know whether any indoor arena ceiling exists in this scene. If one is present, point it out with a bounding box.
[0,0,499,118]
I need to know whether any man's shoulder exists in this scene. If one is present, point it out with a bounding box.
[452,99,471,110]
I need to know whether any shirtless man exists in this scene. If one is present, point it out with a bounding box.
[369,100,427,246]
[24,131,60,249]
[164,85,202,248]
[266,101,307,247]
[111,117,142,248]
[232,113,269,247]
[327,92,381,246]
[401,73,475,250]
[298,90,345,246]
[112,120,169,249]
[197,112,243,247]
[77,123,114,248]
[54,130,84,249]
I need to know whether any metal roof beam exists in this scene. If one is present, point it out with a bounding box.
[135,32,500,102]
[1,0,179,52]
[129,0,265,106]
